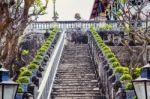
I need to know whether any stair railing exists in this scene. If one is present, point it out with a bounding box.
[36,31,66,99]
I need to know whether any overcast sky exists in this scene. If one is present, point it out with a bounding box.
[38,0,94,21]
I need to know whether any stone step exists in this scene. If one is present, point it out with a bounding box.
[55,73,96,76]
[53,90,100,94]
[51,92,100,96]
[57,69,95,74]
[54,79,98,83]
[58,67,94,70]
[56,74,96,78]
[53,87,99,91]
[57,68,95,71]
[53,85,99,89]
[55,75,96,79]
[53,82,98,86]
[51,96,106,99]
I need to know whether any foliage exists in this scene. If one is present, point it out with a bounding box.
[116,11,123,17]
[109,57,118,63]
[125,82,134,90]
[106,53,115,58]
[20,67,28,72]
[0,0,49,70]
[19,69,32,77]
[115,66,124,73]
[120,74,132,81]
[133,67,141,79]
[17,86,24,93]
[17,76,29,83]
[90,27,121,69]
[112,62,121,68]
[27,62,38,70]
[35,54,43,60]
[133,96,137,99]
[21,50,29,55]
[99,24,113,30]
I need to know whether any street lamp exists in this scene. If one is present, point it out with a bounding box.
[0,80,19,99]
[132,64,150,99]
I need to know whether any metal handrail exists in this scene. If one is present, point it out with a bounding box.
[36,31,65,99]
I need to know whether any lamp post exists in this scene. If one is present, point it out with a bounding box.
[0,67,19,99]
[132,64,150,99]
[0,80,19,99]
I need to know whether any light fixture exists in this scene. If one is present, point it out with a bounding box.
[133,63,150,99]
[0,80,19,99]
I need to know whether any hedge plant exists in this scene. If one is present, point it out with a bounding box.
[90,26,121,69]
[17,86,24,93]
[125,82,134,90]
[120,74,132,81]
[16,76,29,83]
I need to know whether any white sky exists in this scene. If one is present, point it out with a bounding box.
[38,0,94,21]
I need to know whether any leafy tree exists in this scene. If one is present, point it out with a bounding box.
[0,0,49,69]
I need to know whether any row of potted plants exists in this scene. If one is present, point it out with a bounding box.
[15,28,59,99]
[90,26,141,99]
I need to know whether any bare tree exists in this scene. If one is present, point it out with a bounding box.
[109,0,150,73]
[0,0,49,69]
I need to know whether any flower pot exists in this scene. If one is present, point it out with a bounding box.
[115,73,122,81]
[20,83,28,92]
[31,69,37,76]
[126,90,135,99]
[15,93,23,99]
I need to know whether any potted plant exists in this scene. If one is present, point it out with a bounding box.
[120,74,132,88]
[17,76,29,92]
[114,66,124,81]
[125,82,135,99]
[27,62,38,76]
[15,86,24,99]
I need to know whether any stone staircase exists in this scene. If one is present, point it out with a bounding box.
[51,44,106,99]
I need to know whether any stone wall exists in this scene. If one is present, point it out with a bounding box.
[110,46,150,66]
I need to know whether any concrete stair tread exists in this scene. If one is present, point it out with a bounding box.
[53,86,99,89]
[53,88,100,92]
[52,96,105,99]
[54,79,98,83]
[51,92,100,96]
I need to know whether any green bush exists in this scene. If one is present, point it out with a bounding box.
[125,82,134,90]
[35,55,43,60]
[102,46,111,51]
[28,63,38,70]
[99,24,113,30]
[120,74,132,81]
[115,66,124,73]
[17,76,29,83]
[106,53,115,58]
[32,60,40,65]
[133,67,141,79]
[21,50,29,55]
[112,62,121,68]
[20,70,32,77]
[39,48,46,53]
[17,86,24,93]
[123,67,129,74]
[20,67,28,72]
[109,57,118,63]
[133,96,137,99]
